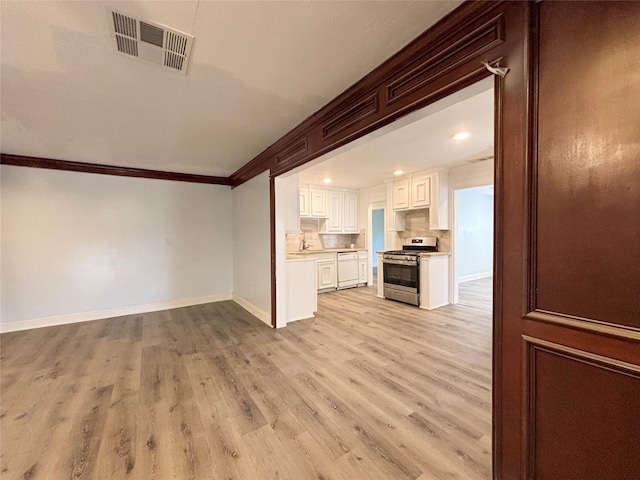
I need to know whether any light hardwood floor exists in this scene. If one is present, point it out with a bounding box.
[458,277,493,312]
[0,286,491,479]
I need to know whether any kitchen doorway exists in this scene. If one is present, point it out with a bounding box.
[273,76,496,477]
[452,185,494,310]
[371,204,385,282]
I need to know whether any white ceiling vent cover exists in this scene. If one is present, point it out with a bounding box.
[107,8,194,75]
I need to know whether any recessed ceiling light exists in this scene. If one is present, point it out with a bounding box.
[452,132,470,141]
[393,170,404,175]
[323,178,332,184]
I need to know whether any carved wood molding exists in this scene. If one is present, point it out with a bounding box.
[275,137,308,166]
[386,14,505,104]
[322,93,379,139]
[525,310,640,341]
[228,1,506,187]
[0,154,231,186]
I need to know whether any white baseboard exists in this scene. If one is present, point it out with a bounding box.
[286,314,316,323]
[232,294,271,327]
[0,293,233,334]
[458,271,493,283]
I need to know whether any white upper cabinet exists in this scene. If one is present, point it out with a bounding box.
[342,192,358,233]
[388,169,449,230]
[299,185,310,217]
[300,185,327,218]
[411,174,431,208]
[393,178,411,210]
[299,187,358,234]
[386,181,406,232]
[300,184,358,234]
[326,190,343,232]
[309,188,327,217]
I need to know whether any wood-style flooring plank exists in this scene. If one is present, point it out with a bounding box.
[1,289,492,479]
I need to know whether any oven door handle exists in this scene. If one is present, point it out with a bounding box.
[383,259,418,266]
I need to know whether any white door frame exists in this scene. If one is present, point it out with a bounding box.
[366,201,386,285]
[449,178,494,304]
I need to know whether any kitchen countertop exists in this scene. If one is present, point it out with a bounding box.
[289,248,364,255]
[375,250,450,256]
[286,255,317,262]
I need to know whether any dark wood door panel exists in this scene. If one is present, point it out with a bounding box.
[499,2,640,478]
[534,1,640,329]
[524,336,640,480]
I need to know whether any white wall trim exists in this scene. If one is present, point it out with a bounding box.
[0,293,233,333]
[232,293,272,327]
[286,313,316,323]
[458,271,493,283]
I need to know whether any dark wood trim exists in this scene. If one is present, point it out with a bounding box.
[229,1,507,187]
[491,72,505,480]
[269,175,277,327]
[0,154,231,186]
[527,2,540,315]
[524,310,640,341]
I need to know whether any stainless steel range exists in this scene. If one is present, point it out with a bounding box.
[382,237,438,306]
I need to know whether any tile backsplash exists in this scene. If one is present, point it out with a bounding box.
[286,218,365,252]
[395,209,451,253]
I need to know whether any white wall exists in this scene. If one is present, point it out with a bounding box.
[0,165,234,330]
[449,159,494,190]
[448,160,494,302]
[232,171,271,325]
[457,187,493,280]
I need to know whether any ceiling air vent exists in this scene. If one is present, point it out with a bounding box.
[107,8,194,75]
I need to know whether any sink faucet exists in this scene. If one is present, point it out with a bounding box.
[299,235,311,251]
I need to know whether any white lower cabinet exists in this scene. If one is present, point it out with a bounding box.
[358,250,368,284]
[419,255,449,310]
[311,251,371,292]
[315,253,337,291]
[285,258,317,322]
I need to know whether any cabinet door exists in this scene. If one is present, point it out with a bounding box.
[310,188,327,217]
[411,175,431,208]
[358,258,367,284]
[317,261,336,290]
[428,172,449,230]
[342,192,358,233]
[299,186,310,217]
[386,182,405,232]
[393,179,410,210]
[327,191,343,232]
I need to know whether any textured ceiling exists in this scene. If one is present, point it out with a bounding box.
[0,0,462,177]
